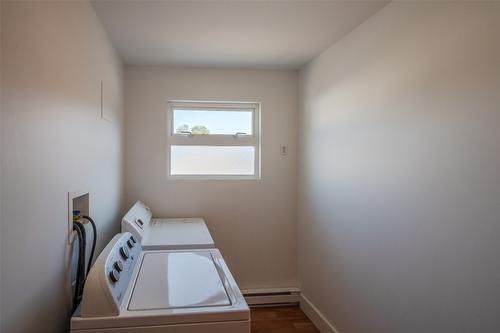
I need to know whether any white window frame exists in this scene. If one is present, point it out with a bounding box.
[167,100,261,180]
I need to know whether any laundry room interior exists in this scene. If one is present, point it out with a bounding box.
[1,1,499,332]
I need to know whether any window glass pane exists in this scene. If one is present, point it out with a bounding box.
[173,109,253,135]
[171,146,255,175]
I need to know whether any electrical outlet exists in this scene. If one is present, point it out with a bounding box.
[280,145,287,156]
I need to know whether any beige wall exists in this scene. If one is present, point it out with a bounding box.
[1,2,123,332]
[124,66,298,289]
[298,2,500,332]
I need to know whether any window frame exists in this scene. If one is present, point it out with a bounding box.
[166,100,261,180]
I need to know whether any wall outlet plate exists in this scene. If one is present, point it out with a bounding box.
[280,145,288,156]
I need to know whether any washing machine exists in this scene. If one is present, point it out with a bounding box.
[121,201,215,250]
[71,232,250,332]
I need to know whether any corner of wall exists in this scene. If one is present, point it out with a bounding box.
[0,0,4,331]
[300,294,340,333]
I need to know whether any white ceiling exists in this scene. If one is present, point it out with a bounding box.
[91,0,388,69]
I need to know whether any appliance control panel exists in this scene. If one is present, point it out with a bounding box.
[81,232,142,317]
[105,233,141,304]
[121,201,152,242]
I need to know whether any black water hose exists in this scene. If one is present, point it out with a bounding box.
[73,222,86,298]
[82,215,97,275]
[72,222,85,312]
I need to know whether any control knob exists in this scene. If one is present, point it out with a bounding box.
[127,239,135,249]
[109,269,120,283]
[113,260,123,272]
[119,246,130,260]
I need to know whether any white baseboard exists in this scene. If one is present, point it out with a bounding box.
[300,294,340,333]
[242,287,300,306]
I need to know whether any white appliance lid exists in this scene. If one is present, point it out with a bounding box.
[143,218,214,248]
[128,251,231,311]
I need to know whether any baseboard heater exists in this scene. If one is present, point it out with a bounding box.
[242,288,301,306]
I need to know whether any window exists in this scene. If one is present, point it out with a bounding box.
[167,101,261,179]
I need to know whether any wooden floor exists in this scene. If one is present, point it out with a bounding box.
[251,306,320,333]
